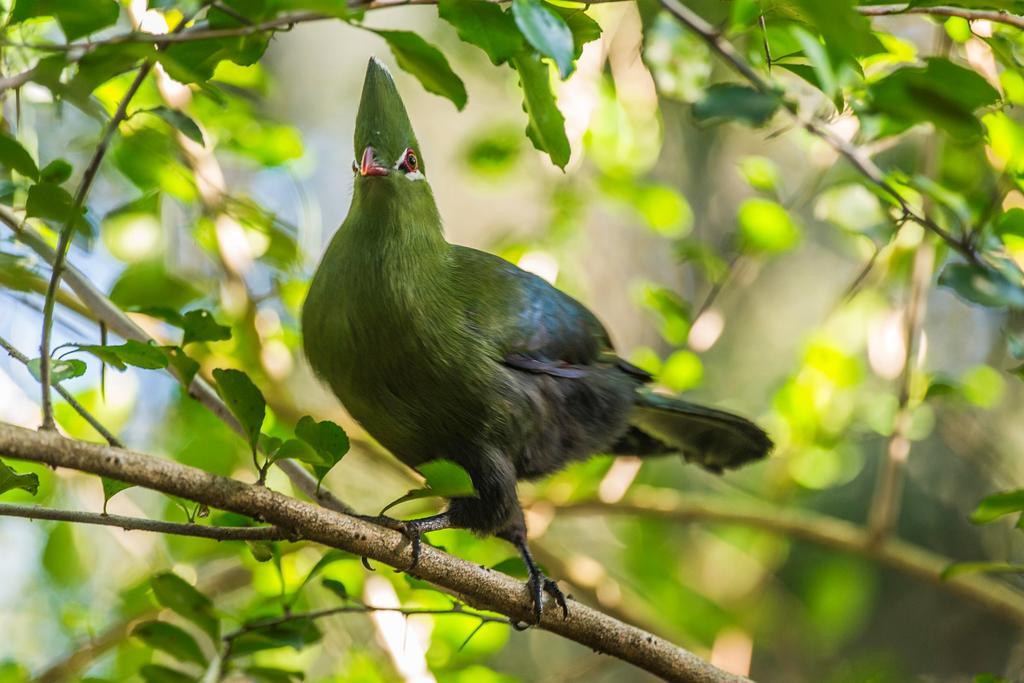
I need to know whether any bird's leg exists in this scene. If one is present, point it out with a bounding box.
[497,515,569,626]
[356,511,455,571]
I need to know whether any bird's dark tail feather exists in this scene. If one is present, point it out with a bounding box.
[613,391,772,472]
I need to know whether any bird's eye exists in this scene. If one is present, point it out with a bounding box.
[399,148,418,173]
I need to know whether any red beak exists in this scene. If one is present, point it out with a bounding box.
[359,146,388,177]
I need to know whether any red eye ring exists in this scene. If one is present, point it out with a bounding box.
[400,148,418,173]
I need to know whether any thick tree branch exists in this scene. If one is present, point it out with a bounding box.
[554,491,1024,627]
[0,502,289,540]
[0,422,744,683]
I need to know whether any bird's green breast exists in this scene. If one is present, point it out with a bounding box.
[302,206,503,465]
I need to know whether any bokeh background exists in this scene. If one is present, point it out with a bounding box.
[2,1,1024,681]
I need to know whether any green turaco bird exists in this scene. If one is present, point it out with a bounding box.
[303,57,771,622]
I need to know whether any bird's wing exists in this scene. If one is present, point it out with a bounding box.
[452,246,651,381]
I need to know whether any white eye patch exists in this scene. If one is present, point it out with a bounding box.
[404,170,425,181]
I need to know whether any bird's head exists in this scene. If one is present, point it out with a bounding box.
[351,57,431,205]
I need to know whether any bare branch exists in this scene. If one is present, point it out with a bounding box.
[554,491,1024,627]
[0,502,289,540]
[0,422,746,683]
[857,4,1024,30]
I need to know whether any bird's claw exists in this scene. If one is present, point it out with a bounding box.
[519,566,568,627]
[356,514,424,572]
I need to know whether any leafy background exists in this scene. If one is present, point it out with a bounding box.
[1,0,1024,681]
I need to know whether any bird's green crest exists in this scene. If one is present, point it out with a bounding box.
[355,57,422,173]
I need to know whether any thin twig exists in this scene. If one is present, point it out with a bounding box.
[856,4,1024,30]
[0,334,122,447]
[223,601,508,643]
[36,10,196,430]
[554,491,1024,627]
[0,503,290,540]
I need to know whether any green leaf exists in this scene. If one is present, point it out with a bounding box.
[511,53,570,170]
[271,439,322,465]
[438,0,523,65]
[789,0,884,62]
[693,84,781,127]
[76,340,169,371]
[163,346,200,388]
[381,459,477,514]
[212,368,266,452]
[229,618,322,656]
[244,667,305,683]
[140,107,206,146]
[290,549,352,606]
[132,620,206,665]
[940,561,1024,580]
[511,0,575,79]
[294,416,349,483]
[138,664,195,683]
[557,8,601,59]
[109,262,203,311]
[12,0,120,40]
[0,133,39,180]
[248,540,276,563]
[938,263,1024,309]
[40,159,72,184]
[321,578,348,602]
[970,489,1024,523]
[868,58,1001,141]
[71,44,157,96]
[0,460,39,496]
[490,556,529,579]
[181,309,231,345]
[370,31,467,110]
[25,182,83,225]
[101,478,133,513]
[737,198,801,253]
[27,358,87,383]
[150,572,220,641]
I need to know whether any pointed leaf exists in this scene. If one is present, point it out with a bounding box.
[512,0,575,79]
[0,460,39,496]
[181,309,231,345]
[132,620,206,665]
[101,477,132,513]
[371,31,468,110]
[76,340,169,371]
[941,561,1024,580]
[39,159,72,184]
[511,53,570,169]
[0,133,39,180]
[142,106,206,146]
[321,578,348,602]
[163,346,200,387]
[27,358,87,383]
[150,572,220,641]
[938,263,1024,309]
[971,489,1024,524]
[295,416,349,471]
[212,368,266,452]
[139,665,195,683]
[693,84,781,127]
[229,618,321,656]
[439,0,523,65]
